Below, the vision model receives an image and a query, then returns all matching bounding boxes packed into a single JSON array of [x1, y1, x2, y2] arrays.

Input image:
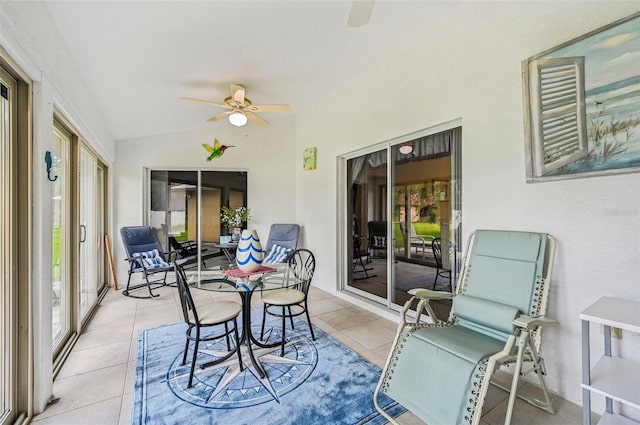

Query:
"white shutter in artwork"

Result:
[[529, 57, 587, 176]]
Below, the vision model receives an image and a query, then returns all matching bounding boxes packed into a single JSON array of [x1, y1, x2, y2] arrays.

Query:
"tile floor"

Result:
[[32, 284, 592, 425]]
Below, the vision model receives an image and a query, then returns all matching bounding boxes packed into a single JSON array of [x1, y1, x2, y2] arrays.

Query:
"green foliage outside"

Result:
[[174, 231, 189, 242], [393, 222, 441, 247], [52, 226, 61, 281]]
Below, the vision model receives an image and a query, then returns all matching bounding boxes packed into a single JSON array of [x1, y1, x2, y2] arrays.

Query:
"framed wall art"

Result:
[[303, 147, 317, 170], [522, 13, 640, 182]]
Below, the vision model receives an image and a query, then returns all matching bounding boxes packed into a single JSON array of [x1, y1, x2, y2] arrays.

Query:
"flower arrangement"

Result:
[[220, 206, 251, 228]]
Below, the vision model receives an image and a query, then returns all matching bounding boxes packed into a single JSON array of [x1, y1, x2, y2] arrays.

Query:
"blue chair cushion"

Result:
[[132, 249, 170, 269], [263, 244, 292, 264]]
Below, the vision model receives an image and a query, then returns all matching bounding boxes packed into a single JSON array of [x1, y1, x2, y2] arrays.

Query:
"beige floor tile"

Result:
[[308, 297, 350, 316], [316, 307, 379, 331], [74, 324, 133, 351], [340, 319, 397, 350], [480, 391, 584, 425], [32, 396, 122, 425], [56, 341, 131, 379], [372, 342, 393, 363], [86, 305, 136, 332], [392, 409, 426, 425], [35, 364, 127, 420], [123, 360, 137, 394], [309, 316, 338, 334], [119, 392, 133, 425]]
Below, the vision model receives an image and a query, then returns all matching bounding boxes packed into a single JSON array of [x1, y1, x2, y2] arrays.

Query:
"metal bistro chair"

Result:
[[260, 249, 316, 356], [432, 237, 451, 289], [174, 263, 243, 388], [375, 230, 558, 425], [120, 226, 175, 298]]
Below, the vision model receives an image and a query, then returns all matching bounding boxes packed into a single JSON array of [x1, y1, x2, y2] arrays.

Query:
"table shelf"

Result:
[[581, 297, 640, 425]]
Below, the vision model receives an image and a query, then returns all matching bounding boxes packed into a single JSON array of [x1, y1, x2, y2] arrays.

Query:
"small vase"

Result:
[[231, 227, 242, 242], [235, 230, 264, 272]]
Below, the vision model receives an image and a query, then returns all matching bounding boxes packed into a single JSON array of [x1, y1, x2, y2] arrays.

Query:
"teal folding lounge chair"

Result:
[[374, 230, 557, 425]]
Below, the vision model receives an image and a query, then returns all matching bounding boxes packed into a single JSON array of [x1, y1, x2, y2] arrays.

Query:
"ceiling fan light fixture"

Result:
[[229, 111, 248, 127], [399, 145, 413, 155]]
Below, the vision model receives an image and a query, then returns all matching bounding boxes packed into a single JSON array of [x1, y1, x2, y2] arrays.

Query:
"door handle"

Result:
[[80, 224, 86, 243]]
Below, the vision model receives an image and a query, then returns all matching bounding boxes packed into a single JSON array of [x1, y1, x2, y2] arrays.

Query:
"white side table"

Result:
[[581, 296, 640, 425]]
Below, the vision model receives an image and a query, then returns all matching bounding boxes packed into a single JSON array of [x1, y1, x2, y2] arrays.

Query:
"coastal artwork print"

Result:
[[523, 13, 640, 181]]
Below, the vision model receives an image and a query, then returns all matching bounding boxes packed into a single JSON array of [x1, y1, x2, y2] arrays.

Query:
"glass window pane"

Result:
[[79, 146, 98, 319], [0, 74, 13, 425], [347, 148, 389, 300], [52, 128, 70, 348]]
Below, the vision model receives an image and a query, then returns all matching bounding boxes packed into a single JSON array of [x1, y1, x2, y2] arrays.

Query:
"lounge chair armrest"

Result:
[[513, 315, 557, 330], [407, 288, 453, 300]]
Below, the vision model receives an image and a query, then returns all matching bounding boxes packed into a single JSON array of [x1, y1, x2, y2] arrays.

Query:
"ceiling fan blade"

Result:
[[245, 111, 269, 127], [181, 97, 231, 109], [207, 110, 233, 122], [230, 84, 246, 104], [347, 0, 375, 28], [249, 104, 291, 113]]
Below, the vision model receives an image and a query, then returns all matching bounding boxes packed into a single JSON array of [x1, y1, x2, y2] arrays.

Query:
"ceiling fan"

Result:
[[181, 84, 291, 127], [347, 0, 375, 28]]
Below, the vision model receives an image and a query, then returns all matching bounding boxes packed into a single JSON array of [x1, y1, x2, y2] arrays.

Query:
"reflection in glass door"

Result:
[[346, 149, 389, 301], [149, 170, 247, 269], [343, 126, 461, 316], [390, 136, 455, 319]]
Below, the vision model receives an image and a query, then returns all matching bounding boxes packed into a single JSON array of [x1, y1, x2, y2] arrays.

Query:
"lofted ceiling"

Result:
[[43, 0, 456, 141]]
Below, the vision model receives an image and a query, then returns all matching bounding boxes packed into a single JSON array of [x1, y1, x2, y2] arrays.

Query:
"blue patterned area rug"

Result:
[[132, 308, 405, 425]]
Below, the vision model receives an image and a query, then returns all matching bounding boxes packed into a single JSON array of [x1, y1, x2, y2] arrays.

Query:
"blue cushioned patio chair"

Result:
[[374, 229, 557, 425], [262, 223, 300, 264], [120, 226, 175, 298]]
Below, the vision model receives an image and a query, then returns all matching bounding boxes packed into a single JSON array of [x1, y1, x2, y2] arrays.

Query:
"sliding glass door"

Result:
[[347, 149, 389, 302], [343, 125, 462, 314], [78, 144, 105, 321], [0, 65, 17, 425], [51, 117, 108, 370], [148, 169, 247, 267], [52, 124, 71, 352]]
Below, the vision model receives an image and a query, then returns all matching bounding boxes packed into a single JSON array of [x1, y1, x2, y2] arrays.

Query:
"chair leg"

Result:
[[281, 307, 286, 357], [432, 268, 439, 290], [182, 327, 192, 365], [233, 318, 244, 371], [288, 306, 295, 329], [224, 322, 231, 351], [123, 272, 133, 296], [504, 331, 530, 425], [188, 329, 200, 388], [146, 274, 156, 298], [260, 305, 268, 339], [304, 301, 315, 340]]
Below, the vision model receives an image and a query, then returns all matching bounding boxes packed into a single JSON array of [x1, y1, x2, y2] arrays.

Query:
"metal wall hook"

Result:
[[45, 151, 58, 182]]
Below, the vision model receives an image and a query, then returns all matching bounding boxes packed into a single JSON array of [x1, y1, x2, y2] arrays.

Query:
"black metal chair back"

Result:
[[287, 249, 315, 294], [174, 263, 199, 325]]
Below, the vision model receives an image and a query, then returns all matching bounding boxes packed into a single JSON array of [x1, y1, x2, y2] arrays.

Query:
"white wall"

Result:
[[1, 1, 117, 414], [114, 118, 297, 283], [294, 1, 640, 409]]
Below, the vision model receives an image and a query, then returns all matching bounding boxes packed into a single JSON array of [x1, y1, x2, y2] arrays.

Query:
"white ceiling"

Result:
[[44, 0, 455, 141]]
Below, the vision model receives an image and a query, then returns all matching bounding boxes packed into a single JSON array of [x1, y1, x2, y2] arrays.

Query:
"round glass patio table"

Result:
[[185, 263, 298, 378]]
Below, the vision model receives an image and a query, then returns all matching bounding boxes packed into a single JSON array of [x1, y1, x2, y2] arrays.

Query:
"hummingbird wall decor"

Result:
[[202, 139, 234, 161]]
